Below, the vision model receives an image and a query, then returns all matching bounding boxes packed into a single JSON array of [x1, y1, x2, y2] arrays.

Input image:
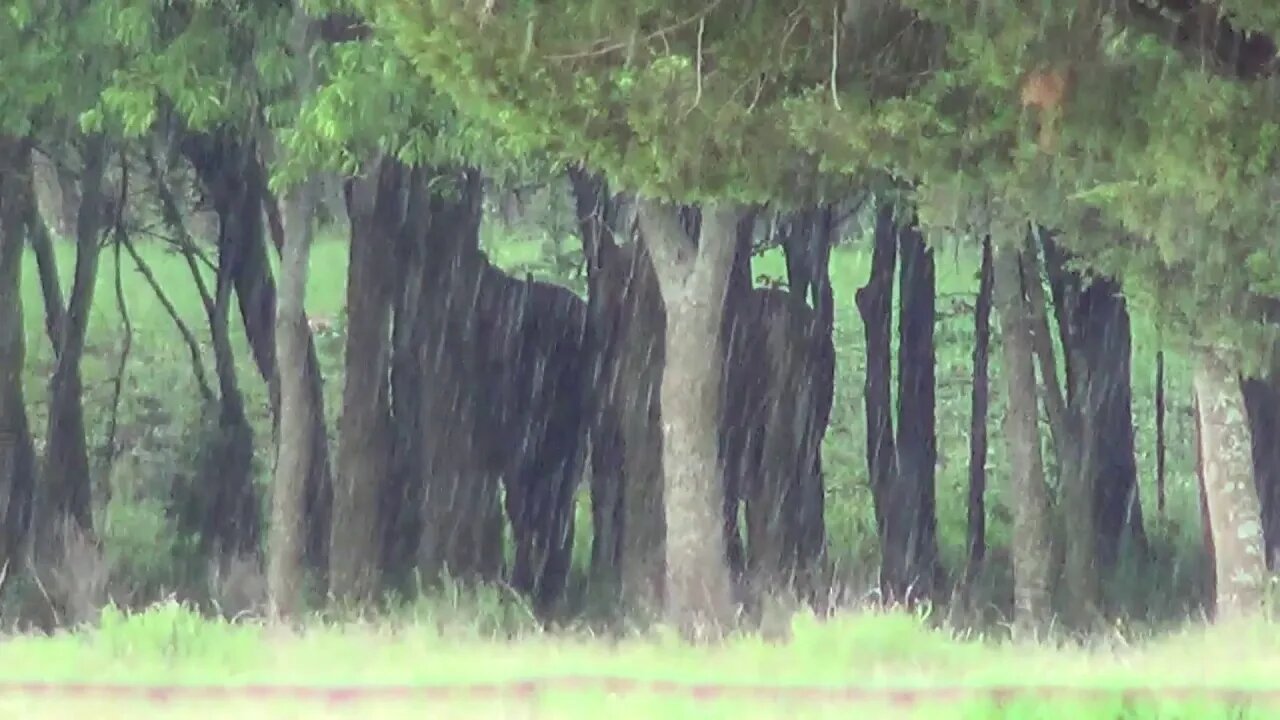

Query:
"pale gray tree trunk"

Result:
[[1193, 344, 1267, 620], [635, 198, 740, 640], [991, 242, 1054, 632], [268, 6, 322, 618]]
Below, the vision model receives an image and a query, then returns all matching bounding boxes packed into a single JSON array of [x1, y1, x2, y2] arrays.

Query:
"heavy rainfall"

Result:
[[0, 0, 1279, 717]]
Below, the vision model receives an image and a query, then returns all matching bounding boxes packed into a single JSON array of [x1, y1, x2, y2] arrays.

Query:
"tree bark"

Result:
[[330, 156, 398, 603], [568, 166, 629, 594], [1240, 364, 1280, 570], [894, 210, 941, 601], [184, 131, 332, 574], [1023, 234, 1096, 625], [415, 168, 504, 585], [40, 134, 108, 542], [964, 235, 994, 592], [857, 202, 902, 602], [0, 136, 37, 573], [992, 241, 1054, 632], [268, 9, 322, 618], [1193, 344, 1267, 621], [636, 197, 739, 640], [1042, 234, 1144, 573]]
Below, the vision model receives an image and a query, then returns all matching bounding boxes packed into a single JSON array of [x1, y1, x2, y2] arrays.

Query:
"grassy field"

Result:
[[0, 601, 1276, 718], [5, 219, 1237, 717]]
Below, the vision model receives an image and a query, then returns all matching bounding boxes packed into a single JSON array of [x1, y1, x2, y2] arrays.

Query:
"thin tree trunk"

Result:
[[992, 242, 1054, 632], [636, 197, 740, 640], [0, 136, 38, 574], [268, 9, 322, 619], [1156, 349, 1167, 518], [964, 235, 993, 592], [1023, 234, 1095, 625], [857, 202, 902, 603], [1193, 344, 1267, 621], [40, 133, 108, 542], [895, 211, 941, 601], [24, 201, 64, 349], [568, 165, 627, 593]]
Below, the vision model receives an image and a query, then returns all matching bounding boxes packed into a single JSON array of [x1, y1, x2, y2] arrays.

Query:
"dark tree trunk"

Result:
[[773, 205, 836, 600], [0, 136, 38, 572], [856, 201, 901, 603], [1157, 350, 1167, 518], [382, 168, 436, 583], [415, 168, 505, 585], [568, 165, 629, 594], [964, 235, 994, 591], [894, 210, 941, 601], [40, 134, 108, 543], [1042, 235, 1144, 571], [1240, 368, 1280, 570], [330, 156, 400, 602]]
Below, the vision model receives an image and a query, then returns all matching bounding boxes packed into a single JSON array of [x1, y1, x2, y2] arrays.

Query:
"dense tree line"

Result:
[[1, 0, 1279, 640]]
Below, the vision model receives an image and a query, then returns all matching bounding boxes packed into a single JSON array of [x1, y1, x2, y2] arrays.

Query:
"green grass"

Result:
[[0, 601, 1276, 718]]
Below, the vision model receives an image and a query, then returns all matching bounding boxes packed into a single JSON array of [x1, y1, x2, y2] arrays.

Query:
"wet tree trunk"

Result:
[[268, 163, 321, 617], [1193, 344, 1267, 621], [1042, 235, 1144, 572], [964, 235, 994, 592], [268, 11, 321, 618], [184, 131, 331, 574], [40, 134, 108, 544], [1022, 234, 1094, 625], [636, 198, 740, 640], [613, 242, 666, 615], [894, 211, 941, 601], [1240, 365, 1280, 570], [856, 202, 901, 602], [776, 206, 836, 598], [382, 168, 437, 582], [415, 168, 504, 585], [330, 157, 399, 603], [992, 241, 1054, 632], [568, 166, 628, 592], [0, 136, 37, 573]]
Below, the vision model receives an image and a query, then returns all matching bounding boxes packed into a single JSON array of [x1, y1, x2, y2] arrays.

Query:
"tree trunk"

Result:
[[964, 235, 994, 592], [778, 205, 836, 592], [267, 10, 322, 618], [268, 165, 320, 616], [416, 168, 504, 585], [894, 210, 941, 601], [330, 157, 399, 603], [992, 241, 1054, 632], [184, 131, 332, 575], [1193, 345, 1267, 621], [1042, 234, 1144, 572], [0, 136, 37, 573], [40, 134, 108, 542], [382, 168, 438, 582], [636, 197, 739, 640], [1023, 234, 1095, 625], [568, 166, 628, 594], [1241, 365, 1280, 570], [856, 202, 902, 602]]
